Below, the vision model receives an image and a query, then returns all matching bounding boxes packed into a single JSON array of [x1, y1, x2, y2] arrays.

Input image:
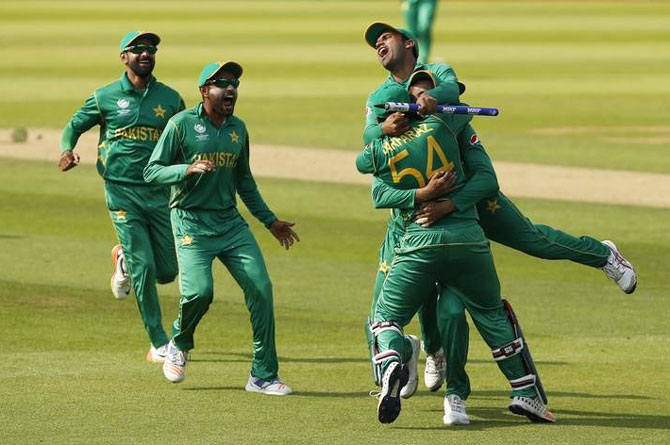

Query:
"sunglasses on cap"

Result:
[[205, 78, 240, 89], [125, 44, 158, 55]]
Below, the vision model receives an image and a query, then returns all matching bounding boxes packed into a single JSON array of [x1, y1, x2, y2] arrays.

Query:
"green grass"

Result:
[[1, 159, 669, 443], [1, 1, 670, 171]]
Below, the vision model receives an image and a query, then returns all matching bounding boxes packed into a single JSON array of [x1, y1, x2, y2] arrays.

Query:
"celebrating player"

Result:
[[364, 70, 638, 425], [144, 61, 299, 395], [358, 83, 555, 425], [363, 21, 464, 145], [59, 30, 185, 363]]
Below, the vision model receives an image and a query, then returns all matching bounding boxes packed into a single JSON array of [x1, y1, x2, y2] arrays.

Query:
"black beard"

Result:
[[128, 58, 154, 78]]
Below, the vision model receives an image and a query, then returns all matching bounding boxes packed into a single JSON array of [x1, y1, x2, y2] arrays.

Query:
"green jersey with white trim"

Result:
[[61, 73, 185, 184]]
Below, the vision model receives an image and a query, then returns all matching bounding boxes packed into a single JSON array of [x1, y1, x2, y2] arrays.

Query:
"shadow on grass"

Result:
[[190, 351, 566, 366], [191, 351, 368, 364], [399, 407, 670, 431], [470, 390, 654, 400], [182, 386, 367, 398]]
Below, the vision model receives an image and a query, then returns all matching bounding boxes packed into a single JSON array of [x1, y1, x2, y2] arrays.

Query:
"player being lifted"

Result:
[[362, 24, 637, 425], [357, 82, 555, 424], [59, 31, 185, 363], [144, 61, 299, 395]]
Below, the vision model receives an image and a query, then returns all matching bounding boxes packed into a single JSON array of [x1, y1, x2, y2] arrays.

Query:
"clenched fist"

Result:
[[58, 151, 80, 172]]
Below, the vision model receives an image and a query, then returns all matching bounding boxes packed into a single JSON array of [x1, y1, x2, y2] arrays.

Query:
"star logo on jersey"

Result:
[[153, 104, 166, 118], [181, 235, 193, 246], [486, 199, 501, 214], [229, 131, 240, 143], [470, 134, 480, 146], [115, 210, 127, 221], [379, 261, 390, 275]]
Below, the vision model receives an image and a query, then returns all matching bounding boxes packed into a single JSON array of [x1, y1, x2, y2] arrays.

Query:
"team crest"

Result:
[[194, 124, 206, 133]]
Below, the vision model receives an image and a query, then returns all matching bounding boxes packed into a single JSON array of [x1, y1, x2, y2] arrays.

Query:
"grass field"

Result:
[[1, 0, 669, 443], [1, 159, 669, 442]]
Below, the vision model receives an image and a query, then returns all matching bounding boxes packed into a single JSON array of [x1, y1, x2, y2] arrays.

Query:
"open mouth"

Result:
[[223, 96, 235, 107], [377, 46, 389, 59], [138, 59, 152, 66]]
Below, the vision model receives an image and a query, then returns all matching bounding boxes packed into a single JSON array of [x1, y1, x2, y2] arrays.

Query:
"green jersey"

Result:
[[143, 103, 276, 236], [369, 120, 499, 215], [357, 113, 478, 231], [363, 62, 461, 144], [61, 73, 185, 184]]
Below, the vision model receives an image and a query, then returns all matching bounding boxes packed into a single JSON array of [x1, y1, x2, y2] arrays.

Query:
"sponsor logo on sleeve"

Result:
[[470, 133, 480, 146]]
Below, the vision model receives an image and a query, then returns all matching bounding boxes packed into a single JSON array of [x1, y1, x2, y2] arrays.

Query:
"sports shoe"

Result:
[[601, 240, 637, 294], [162, 340, 187, 383], [146, 343, 169, 363], [400, 335, 420, 399], [424, 346, 446, 392], [245, 375, 292, 396], [377, 361, 409, 424], [110, 244, 131, 299], [509, 396, 556, 423], [443, 394, 470, 425]]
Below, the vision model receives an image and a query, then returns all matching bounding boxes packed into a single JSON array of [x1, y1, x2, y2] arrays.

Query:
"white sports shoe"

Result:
[[509, 396, 556, 423], [400, 335, 420, 399], [162, 340, 187, 383], [146, 343, 169, 363], [245, 375, 292, 396], [601, 240, 637, 294], [110, 244, 131, 300], [377, 361, 409, 424], [424, 346, 446, 392], [443, 394, 470, 426]]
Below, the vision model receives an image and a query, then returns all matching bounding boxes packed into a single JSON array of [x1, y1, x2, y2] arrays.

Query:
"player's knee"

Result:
[[188, 282, 214, 302], [247, 276, 273, 301]]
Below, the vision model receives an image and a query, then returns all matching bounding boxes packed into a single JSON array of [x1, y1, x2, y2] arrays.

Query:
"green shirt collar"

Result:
[[120, 72, 156, 93], [385, 62, 425, 85]]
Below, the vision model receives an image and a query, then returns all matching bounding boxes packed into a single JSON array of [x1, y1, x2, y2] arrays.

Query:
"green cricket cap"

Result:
[[408, 69, 467, 95], [198, 61, 243, 86], [364, 22, 418, 59], [369, 83, 411, 119], [119, 30, 160, 51]]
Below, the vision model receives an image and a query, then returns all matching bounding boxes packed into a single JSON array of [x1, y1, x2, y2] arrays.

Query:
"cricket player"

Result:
[[59, 30, 185, 362], [144, 61, 298, 395], [366, 71, 637, 425], [357, 83, 556, 425], [363, 22, 463, 145], [402, 0, 438, 64]]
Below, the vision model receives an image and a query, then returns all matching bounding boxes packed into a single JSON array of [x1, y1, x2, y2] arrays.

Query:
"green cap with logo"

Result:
[[198, 61, 244, 86], [409, 69, 467, 95], [369, 83, 411, 119], [119, 30, 161, 51], [364, 22, 418, 59]]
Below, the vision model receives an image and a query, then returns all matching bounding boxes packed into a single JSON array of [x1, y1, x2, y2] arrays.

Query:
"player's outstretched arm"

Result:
[[235, 134, 277, 227]]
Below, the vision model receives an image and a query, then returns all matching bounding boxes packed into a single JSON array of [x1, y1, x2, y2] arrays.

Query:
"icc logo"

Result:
[[117, 98, 130, 109], [194, 124, 206, 134]]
